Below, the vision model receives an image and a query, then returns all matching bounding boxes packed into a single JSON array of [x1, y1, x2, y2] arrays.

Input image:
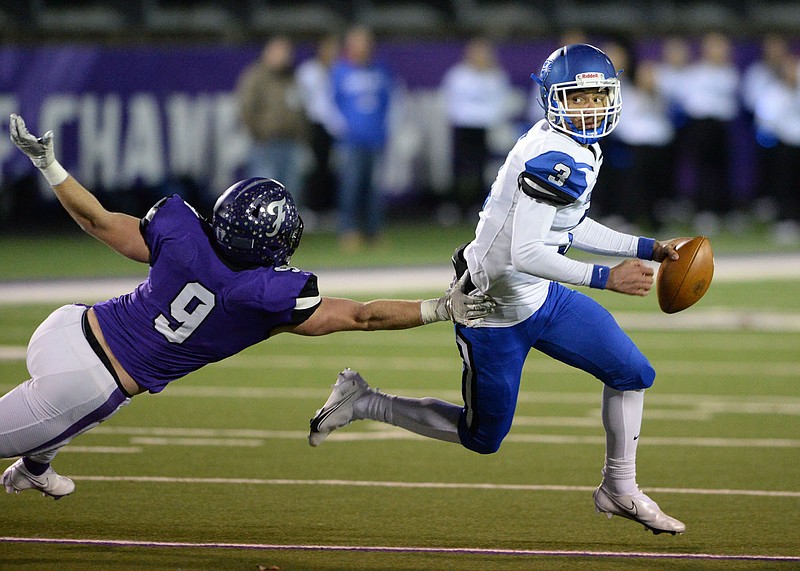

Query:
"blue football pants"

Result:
[[454, 282, 655, 454]]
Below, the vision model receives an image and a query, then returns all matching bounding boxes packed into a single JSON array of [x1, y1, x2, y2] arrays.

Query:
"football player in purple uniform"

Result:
[[0, 113, 494, 499]]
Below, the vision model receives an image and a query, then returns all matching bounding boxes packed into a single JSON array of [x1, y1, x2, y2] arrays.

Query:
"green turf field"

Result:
[[0, 231, 799, 569]]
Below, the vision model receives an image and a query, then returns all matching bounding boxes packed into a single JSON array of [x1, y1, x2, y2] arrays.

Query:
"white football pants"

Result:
[[0, 304, 131, 464]]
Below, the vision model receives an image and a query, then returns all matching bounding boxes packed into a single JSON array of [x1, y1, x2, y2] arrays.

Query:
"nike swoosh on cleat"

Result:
[[309, 391, 358, 433], [609, 494, 637, 515]]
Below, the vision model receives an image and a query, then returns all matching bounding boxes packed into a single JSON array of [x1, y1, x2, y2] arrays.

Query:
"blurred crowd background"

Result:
[[2, 1, 800, 250]]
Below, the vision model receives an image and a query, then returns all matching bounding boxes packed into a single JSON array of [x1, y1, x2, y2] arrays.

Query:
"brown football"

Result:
[[657, 236, 714, 314]]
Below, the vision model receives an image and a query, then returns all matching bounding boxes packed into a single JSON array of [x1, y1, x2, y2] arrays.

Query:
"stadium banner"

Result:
[[0, 45, 265, 197], [0, 41, 756, 207], [0, 43, 556, 202]]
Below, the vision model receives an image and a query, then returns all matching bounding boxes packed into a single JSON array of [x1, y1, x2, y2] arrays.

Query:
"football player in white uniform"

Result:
[[309, 44, 687, 535]]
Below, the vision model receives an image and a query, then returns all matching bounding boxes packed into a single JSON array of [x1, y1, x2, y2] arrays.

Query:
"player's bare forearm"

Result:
[[285, 297, 424, 336], [353, 298, 425, 331], [51, 176, 150, 263]]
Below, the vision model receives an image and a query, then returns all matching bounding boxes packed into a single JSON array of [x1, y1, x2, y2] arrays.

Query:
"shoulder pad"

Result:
[[140, 196, 170, 233], [519, 151, 593, 206], [142, 196, 169, 226]]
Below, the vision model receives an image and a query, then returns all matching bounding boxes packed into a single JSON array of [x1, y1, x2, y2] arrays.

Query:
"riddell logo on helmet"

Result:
[[575, 72, 605, 84]]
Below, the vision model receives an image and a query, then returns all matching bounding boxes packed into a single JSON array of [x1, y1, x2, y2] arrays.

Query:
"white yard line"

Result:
[[56, 446, 142, 454], [0, 474, 797, 499], [0, 536, 797, 562]]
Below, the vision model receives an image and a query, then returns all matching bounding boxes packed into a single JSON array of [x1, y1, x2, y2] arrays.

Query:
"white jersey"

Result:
[[465, 119, 647, 326]]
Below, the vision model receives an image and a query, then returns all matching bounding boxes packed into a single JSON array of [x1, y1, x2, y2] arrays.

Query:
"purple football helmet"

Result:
[[211, 178, 303, 267]]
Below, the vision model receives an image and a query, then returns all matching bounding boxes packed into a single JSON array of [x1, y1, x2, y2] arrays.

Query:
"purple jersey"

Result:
[[93, 196, 320, 393]]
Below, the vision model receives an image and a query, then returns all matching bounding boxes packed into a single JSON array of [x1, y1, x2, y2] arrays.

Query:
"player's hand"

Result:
[[10, 113, 55, 169], [606, 259, 654, 297], [651, 237, 689, 263], [445, 271, 496, 327]]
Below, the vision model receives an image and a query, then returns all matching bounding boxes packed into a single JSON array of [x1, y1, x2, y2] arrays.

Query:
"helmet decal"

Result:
[[263, 197, 287, 238]]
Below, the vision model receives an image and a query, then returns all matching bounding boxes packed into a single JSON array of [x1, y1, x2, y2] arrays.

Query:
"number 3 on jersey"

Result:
[[548, 163, 571, 187], [154, 282, 216, 344]]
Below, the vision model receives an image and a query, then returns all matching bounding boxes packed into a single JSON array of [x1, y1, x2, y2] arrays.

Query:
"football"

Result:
[[657, 236, 714, 314]]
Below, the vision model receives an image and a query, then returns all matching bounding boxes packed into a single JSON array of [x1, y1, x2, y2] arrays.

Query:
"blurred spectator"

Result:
[[527, 30, 589, 125], [742, 34, 789, 115], [331, 26, 393, 252], [590, 39, 633, 226], [613, 60, 676, 232], [440, 37, 511, 222], [742, 34, 789, 219], [652, 36, 692, 227], [654, 36, 692, 131], [754, 55, 800, 244], [296, 34, 344, 219], [236, 36, 308, 202], [674, 31, 740, 233]]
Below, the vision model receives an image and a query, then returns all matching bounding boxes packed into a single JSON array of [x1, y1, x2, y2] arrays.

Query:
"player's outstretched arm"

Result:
[[288, 297, 428, 335], [10, 114, 149, 263], [284, 272, 495, 336]]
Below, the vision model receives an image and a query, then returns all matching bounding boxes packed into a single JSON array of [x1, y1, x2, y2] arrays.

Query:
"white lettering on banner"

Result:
[[212, 94, 249, 192], [4, 87, 526, 199], [120, 93, 164, 187], [79, 94, 122, 189], [39, 96, 80, 199], [41, 95, 79, 150], [167, 93, 213, 178], [0, 95, 19, 185]]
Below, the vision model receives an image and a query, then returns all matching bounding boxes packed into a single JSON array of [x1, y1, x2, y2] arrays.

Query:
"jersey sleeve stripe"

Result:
[[295, 294, 322, 311]]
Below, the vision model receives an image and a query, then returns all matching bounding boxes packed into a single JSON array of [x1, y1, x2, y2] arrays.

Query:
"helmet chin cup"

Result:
[[561, 115, 604, 145]]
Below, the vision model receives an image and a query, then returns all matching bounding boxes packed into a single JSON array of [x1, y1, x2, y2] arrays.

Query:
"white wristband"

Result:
[[420, 298, 444, 324], [40, 160, 69, 186]]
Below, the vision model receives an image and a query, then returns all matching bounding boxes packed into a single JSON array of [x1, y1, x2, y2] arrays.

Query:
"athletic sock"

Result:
[[601, 386, 644, 496], [356, 392, 462, 444], [22, 457, 50, 476]]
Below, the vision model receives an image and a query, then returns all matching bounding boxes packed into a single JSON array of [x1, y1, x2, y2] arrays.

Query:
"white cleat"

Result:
[[593, 483, 685, 535], [2, 458, 75, 499], [309, 369, 372, 447]]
